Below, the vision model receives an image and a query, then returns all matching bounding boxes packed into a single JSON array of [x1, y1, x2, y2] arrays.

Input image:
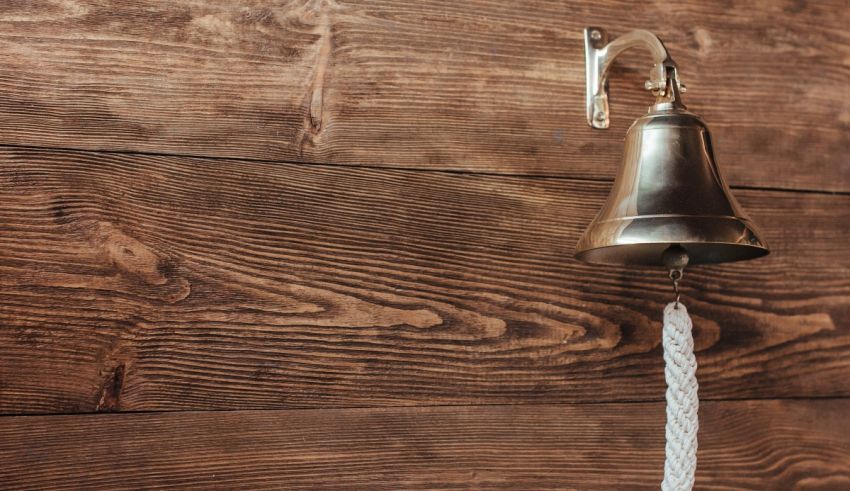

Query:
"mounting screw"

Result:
[[594, 112, 606, 122], [590, 29, 602, 41]]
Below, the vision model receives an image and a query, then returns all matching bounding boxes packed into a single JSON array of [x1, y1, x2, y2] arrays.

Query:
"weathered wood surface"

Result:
[[0, 147, 847, 413], [1, 400, 848, 490], [0, 0, 846, 191]]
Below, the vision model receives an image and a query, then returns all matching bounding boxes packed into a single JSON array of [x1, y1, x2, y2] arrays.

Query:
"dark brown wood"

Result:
[[0, 400, 848, 490], [0, 2, 846, 486], [0, 147, 848, 413], [0, 0, 846, 191]]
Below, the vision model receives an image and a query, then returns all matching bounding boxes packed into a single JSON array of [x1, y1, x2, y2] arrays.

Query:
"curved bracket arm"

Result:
[[584, 27, 683, 128]]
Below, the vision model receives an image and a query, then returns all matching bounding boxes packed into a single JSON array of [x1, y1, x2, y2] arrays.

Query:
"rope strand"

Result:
[[661, 301, 699, 491]]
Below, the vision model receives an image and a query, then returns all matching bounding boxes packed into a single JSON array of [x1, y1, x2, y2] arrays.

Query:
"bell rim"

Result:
[[574, 214, 769, 266], [575, 241, 769, 266]]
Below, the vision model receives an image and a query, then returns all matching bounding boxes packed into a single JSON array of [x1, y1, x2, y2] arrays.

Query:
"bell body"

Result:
[[575, 102, 769, 265]]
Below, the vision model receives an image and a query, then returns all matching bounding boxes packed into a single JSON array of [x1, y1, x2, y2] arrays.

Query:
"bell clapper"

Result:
[[662, 244, 690, 309]]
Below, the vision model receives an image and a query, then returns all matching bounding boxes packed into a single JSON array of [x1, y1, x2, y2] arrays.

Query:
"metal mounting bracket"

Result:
[[584, 27, 681, 128]]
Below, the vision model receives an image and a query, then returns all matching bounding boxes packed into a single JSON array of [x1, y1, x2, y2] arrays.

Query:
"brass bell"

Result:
[[575, 27, 769, 266]]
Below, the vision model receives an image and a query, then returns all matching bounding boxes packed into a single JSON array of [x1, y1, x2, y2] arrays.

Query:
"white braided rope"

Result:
[[661, 302, 699, 491]]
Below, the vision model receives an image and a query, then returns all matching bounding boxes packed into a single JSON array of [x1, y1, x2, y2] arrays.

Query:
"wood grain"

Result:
[[0, 147, 848, 413], [0, 0, 847, 191], [0, 400, 848, 490]]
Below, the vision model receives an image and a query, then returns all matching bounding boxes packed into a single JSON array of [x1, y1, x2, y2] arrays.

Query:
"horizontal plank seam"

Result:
[[0, 142, 846, 197], [2, 394, 849, 419]]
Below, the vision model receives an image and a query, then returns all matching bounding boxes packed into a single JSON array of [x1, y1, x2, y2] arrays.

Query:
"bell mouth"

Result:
[[575, 215, 769, 266], [576, 241, 769, 266]]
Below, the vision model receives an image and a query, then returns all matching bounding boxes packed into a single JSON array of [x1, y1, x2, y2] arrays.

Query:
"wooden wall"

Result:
[[0, 0, 848, 489]]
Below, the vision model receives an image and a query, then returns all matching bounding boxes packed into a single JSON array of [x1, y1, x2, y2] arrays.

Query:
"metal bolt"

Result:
[[645, 79, 664, 91], [590, 30, 602, 41], [594, 112, 606, 122]]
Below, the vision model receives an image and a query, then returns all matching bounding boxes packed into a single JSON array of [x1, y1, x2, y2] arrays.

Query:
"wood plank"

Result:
[[0, 400, 848, 490], [0, 0, 846, 191], [0, 147, 848, 413]]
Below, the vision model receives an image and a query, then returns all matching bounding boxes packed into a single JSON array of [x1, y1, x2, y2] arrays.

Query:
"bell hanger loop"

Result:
[[652, 65, 687, 111], [584, 27, 685, 128], [662, 245, 690, 309]]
